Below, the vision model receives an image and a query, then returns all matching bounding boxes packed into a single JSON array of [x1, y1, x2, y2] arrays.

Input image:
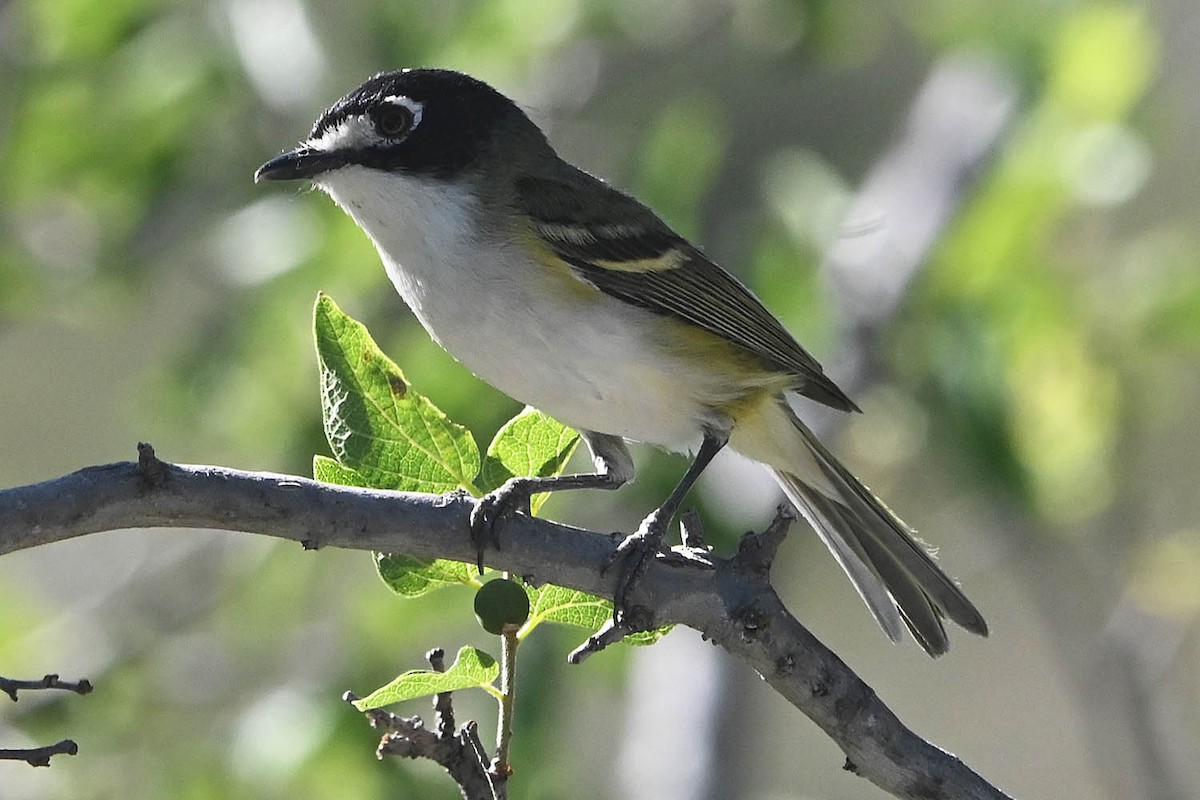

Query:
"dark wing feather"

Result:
[[515, 173, 858, 412]]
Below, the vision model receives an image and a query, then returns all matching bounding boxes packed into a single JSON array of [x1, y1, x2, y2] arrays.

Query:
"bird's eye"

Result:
[[373, 106, 413, 138]]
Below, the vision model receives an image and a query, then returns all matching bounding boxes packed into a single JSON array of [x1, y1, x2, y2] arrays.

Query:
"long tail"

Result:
[[741, 403, 988, 656]]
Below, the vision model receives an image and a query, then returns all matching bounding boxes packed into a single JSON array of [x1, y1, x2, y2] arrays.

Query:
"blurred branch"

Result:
[[831, 55, 1015, 312], [0, 444, 1013, 800], [822, 52, 1018, 417]]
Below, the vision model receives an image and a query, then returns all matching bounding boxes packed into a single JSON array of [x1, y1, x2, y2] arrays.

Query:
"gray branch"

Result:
[[0, 444, 1012, 800]]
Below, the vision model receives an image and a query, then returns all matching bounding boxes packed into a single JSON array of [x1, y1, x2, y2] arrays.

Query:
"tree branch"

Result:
[[0, 445, 1013, 800]]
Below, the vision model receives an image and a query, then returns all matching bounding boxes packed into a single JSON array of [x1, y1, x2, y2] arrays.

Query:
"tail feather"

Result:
[[779, 478, 906, 642], [764, 406, 988, 656], [819, 489, 950, 653]]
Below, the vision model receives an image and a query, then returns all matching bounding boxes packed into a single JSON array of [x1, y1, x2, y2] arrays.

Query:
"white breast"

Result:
[[314, 166, 716, 450]]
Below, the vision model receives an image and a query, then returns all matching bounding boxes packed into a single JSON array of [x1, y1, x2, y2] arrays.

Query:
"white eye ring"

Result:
[[376, 95, 423, 137]]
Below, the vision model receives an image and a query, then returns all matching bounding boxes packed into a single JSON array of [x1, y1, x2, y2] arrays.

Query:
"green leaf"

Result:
[[625, 624, 674, 646], [376, 553, 480, 598], [319, 423, 481, 598], [478, 407, 580, 514], [312, 454, 368, 487], [313, 293, 480, 494], [353, 646, 500, 710], [520, 584, 672, 646]]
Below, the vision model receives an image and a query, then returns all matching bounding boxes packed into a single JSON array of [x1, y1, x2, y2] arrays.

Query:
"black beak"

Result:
[[254, 147, 347, 183]]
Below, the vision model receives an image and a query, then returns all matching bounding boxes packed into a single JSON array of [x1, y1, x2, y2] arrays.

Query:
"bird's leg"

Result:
[[470, 432, 633, 572], [605, 429, 728, 623], [470, 473, 618, 571]]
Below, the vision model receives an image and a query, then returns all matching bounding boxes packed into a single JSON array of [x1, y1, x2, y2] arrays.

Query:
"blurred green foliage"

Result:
[[3, 1, 1200, 799]]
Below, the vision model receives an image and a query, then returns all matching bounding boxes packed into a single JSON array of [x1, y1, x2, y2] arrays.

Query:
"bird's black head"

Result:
[[255, 68, 548, 184]]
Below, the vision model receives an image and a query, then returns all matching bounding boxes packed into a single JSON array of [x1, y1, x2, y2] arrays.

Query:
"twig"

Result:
[[567, 616, 631, 665], [0, 739, 79, 766], [428, 648, 456, 738], [0, 674, 92, 768], [1, 673, 93, 702], [0, 447, 1012, 800], [343, 646, 509, 800], [345, 686, 499, 800]]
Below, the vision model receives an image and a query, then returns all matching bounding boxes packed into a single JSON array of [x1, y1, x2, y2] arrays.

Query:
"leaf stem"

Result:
[[479, 684, 505, 702], [494, 625, 519, 777]]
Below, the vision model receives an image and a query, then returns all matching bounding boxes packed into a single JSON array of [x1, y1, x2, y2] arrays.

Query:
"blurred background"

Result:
[[2, 0, 1199, 798]]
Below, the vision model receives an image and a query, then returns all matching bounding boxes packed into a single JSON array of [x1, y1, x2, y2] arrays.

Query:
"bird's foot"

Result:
[[469, 478, 532, 573], [603, 508, 669, 625]]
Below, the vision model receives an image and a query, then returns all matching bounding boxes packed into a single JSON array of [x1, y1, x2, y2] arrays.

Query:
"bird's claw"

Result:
[[469, 479, 532, 573], [603, 509, 668, 624]]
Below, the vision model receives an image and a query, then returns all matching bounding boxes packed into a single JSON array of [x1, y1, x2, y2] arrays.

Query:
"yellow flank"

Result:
[[592, 249, 686, 273], [517, 227, 604, 300], [660, 314, 797, 407]]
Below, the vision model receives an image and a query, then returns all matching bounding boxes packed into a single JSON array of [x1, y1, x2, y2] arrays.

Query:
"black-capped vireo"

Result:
[[255, 68, 987, 655]]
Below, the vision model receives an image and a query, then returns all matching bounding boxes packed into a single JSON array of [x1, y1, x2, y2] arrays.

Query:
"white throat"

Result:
[[314, 166, 482, 339]]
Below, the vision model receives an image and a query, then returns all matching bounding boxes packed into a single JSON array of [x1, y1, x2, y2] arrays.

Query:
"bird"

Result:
[[255, 68, 987, 655]]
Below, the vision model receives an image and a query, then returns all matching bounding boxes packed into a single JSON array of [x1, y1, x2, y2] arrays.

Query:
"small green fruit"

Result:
[[474, 578, 531, 635]]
